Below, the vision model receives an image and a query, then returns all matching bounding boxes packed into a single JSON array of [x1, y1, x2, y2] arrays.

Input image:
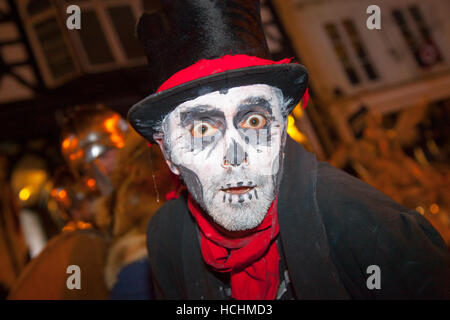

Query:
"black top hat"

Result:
[[128, 0, 308, 142]]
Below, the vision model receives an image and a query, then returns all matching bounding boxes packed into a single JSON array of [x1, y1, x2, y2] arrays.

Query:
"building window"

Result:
[[324, 23, 360, 85], [27, 0, 52, 16], [64, 0, 145, 72], [34, 17, 77, 79], [392, 6, 443, 68], [342, 19, 378, 81], [18, 0, 80, 87], [408, 5, 443, 66], [77, 10, 115, 65], [325, 17, 380, 87], [107, 5, 144, 60]]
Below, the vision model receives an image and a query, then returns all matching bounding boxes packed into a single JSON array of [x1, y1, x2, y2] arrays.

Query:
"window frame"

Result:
[[58, 0, 146, 73], [17, 0, 81, 88]]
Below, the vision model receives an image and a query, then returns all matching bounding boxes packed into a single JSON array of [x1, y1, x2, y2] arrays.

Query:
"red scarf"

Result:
[[187, 193, 280, 300]]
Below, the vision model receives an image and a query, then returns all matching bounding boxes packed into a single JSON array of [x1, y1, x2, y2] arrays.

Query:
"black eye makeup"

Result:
[[180, 107, 225, 126], [179, 106, 226, 139], [233, 98, 274, 130], [177, 97, 276, 150]]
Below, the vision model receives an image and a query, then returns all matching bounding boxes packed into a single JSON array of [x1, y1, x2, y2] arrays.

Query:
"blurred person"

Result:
[[8, 166, 109, 300], [10, 155, 49, 259], [127, 0, 449, 300], [61, 104, 175, 299], [46, 167, 96, 232], [0, 155, 29, 298]]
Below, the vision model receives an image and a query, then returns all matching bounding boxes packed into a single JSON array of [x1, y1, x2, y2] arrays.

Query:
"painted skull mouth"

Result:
[[221, 186, 255, 195], [220, 182, 256, 195]]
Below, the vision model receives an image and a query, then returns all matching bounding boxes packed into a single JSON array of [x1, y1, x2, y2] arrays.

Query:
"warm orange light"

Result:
[[62, 137, 78, 151], [416, 206, 425, 215], [58, 189, 67, 199], [111, 134, 121, 143], [63, 221, 93, 232], [19, 188, 31, 201], [77, 221, 92, 230], [63, 223, 76, 232], [104, 115, 119, 132], [292, 102, 304, 119], [69, 149, 84, 161], [430, 204, 439, 215], [62, 138, 70, 149], [104, 116, 125, 149], [111, 134, 125, 148], [116, 141, 125, 148], [87, 178, 96, 188], [287, 115, 307, 144]]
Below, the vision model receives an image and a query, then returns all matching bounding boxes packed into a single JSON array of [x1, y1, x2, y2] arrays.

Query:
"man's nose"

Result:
[[223, 139, 246, 167]]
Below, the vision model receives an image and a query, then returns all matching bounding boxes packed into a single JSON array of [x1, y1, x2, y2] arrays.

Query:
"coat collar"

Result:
[[277, 137, 350, 299]]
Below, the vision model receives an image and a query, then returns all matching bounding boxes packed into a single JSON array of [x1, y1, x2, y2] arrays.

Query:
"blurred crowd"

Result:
[[0, 104, 178, 299]]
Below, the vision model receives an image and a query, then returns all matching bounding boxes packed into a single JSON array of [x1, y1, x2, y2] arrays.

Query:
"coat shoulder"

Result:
[[146, 195, 187, 252], [316, 161, 413, 228], [146, 195, 190, 299], [315, 161, 445, 246], [315, 161, 450, 298]]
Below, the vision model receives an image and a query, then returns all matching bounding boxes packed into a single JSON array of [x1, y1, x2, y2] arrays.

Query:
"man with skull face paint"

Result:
[[129, 0, 450, 300], [163, 84, 287, 233]]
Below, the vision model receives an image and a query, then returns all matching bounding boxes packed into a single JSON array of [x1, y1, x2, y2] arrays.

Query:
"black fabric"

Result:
[[136, 0, 271, 92], [146, 137, 450, 299]]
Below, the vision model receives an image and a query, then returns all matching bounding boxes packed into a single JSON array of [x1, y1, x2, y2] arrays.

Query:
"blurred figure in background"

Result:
[[8, 114, 112, 299], [0, 155, 29, 299], [10, 154, 50, 259], [46, 167, 96, 232], [9, 104, 175, 299], [60, 104, 175, 299]]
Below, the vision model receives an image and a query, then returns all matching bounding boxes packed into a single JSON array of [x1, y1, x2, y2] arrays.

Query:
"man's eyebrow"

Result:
[[179, 105, 225, 125], [239, 96, 272, 106], [236, 96, 273, 116]]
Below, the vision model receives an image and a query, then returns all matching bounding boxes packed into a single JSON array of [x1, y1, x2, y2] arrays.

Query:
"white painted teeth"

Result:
[[220, 181, 254, 189]]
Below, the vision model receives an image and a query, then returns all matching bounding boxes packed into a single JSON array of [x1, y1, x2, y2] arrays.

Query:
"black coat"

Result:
[[147, 137, 450, 299]]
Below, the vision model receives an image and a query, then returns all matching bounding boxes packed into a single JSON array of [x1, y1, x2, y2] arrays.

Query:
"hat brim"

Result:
[[128, 63, 308, 142]]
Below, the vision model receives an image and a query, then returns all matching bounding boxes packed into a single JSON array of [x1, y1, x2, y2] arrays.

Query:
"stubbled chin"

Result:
[[206, 199, 271, 232], [197, 179, 276, 231]]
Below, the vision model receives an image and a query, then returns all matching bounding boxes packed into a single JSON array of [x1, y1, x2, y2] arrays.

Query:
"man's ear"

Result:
[[153, 134, 180, 176]]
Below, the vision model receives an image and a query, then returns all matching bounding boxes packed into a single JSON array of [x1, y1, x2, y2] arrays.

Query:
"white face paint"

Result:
[[157, 84, 288, 231]]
